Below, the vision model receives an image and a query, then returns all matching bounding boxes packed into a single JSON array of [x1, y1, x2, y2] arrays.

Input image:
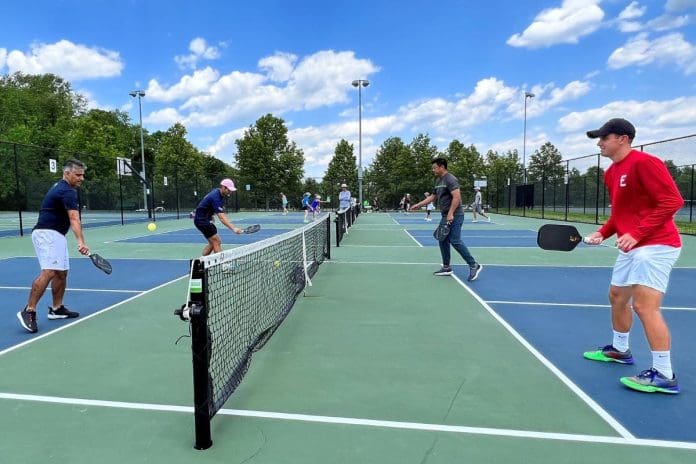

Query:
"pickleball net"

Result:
[[180, 214, 331, 449]]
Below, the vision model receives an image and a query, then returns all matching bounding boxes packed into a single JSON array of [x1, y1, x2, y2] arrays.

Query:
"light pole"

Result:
[[129, 90, 149, 217], [523, 91, 535, 185], [351, 79, 369, 209]]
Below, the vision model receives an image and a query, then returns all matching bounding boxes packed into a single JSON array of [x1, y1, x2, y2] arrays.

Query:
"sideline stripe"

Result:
[[0, 275, 188, 358], [450, 274, 636, 440], [1, 392, 695, 450]]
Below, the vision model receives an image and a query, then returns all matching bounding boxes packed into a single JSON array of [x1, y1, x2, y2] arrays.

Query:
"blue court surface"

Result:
[[408, 228, 541, 247], [0, 257, 188, 351], [456, 264, 696, 442], [116, 227, 292, 244], [396, 216, 496, 225]]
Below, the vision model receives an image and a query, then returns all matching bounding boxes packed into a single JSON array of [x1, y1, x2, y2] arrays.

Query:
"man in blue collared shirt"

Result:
[[17, 159, 91, 334]]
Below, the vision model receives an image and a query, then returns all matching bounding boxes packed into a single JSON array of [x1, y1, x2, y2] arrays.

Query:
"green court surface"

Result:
[[1, 212, 695, 463]]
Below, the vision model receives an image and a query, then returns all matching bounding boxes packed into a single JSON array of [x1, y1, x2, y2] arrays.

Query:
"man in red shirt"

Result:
[[583, 118, 683, 394]]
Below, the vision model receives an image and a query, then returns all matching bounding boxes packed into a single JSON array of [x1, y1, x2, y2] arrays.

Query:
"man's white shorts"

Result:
[[31, 229, 69, 271], [611, 245, 681, 293]]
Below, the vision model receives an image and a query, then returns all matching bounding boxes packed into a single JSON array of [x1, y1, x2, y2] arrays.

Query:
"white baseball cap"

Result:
[[220, 179, 236, 191], [341, 183, 348, 188]]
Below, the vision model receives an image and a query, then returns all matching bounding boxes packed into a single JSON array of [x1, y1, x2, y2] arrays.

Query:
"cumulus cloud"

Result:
[[146, 67, 221, 102], [2, 39, 123, 81], [0, 48, 6, 69], [617, 1, 646, 32], [175, 37, 221, 69], [607, 32, 696, 74], [147, 49, 379, 128], [259, 52, 297, 82], [507, 0, 604, 48], [665, 0, 696, 13], [558, 96, 696, 160], [206, 76, 592, 175]]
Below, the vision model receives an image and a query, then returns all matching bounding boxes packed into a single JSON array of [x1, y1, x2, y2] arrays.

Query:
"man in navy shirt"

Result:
[[194, 178, 242, 256], [17, 159, 90, 334]]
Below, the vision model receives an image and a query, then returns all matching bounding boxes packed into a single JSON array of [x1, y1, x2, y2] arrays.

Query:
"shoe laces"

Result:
[[636, 368, 659, 380]]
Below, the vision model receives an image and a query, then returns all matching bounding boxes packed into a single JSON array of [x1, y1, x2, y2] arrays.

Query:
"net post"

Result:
[[189, 258, 213, 450], [325, 214, 331, 259]]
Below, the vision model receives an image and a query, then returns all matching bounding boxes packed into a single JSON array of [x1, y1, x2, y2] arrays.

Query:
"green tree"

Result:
[[445, 140, 485, 194], [323, 139, 357, 197], [368, 137, 411, 208], [235, 114, 304, 209], [527, 142, 565, 183]]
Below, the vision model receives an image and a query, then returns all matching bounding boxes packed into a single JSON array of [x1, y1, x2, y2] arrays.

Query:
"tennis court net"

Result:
[[178, 214, 331, 449]]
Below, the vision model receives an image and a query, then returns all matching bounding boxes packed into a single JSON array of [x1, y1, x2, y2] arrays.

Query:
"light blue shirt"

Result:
[[338, 190, 351, 209]]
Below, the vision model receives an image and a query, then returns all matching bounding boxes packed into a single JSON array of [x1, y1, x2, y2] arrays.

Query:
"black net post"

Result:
[[189, 259, 213, 450]]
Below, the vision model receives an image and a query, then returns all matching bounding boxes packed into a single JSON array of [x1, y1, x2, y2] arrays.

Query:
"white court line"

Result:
[[0, 392, 694, 450], [0, 275, 188, 358], [0, 286, 141, 294], [403, 229, 423, 247], [450, 274, 636, 440], [486, 300, 696, 311]]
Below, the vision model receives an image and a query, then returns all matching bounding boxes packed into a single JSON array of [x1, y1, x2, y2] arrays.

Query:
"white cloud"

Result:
[[145, 107, 185, 125], [507, 0, 604, 48], [619, 1, 646, 20], [3, 40, 123, 81], [145, 67, 221, 102], [174, 37, 221, 69], [645, 13, 690, 31], [665, 0, 696, 13], [259, 52, 297, 82], [607, 32, 696, 74], [0, 48, 6, 69], [147, 50, 379, 129], [205, 76, 592, 176], [558, 96, 696, 134]]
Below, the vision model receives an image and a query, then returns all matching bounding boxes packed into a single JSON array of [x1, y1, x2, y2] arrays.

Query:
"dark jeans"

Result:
[[438, 214, 476, 267]]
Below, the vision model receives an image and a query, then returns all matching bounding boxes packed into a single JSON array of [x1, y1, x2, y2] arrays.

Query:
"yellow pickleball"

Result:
[[273, 260, 281, 268], [147, 222, 157, 232]]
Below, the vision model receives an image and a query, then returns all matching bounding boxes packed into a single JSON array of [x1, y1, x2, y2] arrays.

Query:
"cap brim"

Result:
[[586, 129, 602, 138]]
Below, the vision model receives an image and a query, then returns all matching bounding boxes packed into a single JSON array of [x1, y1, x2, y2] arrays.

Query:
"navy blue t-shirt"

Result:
[[194, 188, 226, 223], [34, 179, 79, 235]]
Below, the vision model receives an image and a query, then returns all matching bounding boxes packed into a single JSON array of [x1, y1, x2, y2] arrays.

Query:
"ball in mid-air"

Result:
[[147, 222, 157, 232], [273, 260, 281, 268]]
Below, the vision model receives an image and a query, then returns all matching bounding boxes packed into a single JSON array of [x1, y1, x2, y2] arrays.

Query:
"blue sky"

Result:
[[2, 0, 695, 177]]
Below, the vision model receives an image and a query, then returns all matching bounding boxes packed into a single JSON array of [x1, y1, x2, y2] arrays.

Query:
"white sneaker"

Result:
[[472, 220, 478, 223]]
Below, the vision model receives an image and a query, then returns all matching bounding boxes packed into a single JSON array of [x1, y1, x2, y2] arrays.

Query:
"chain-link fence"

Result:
[[0, 141, 231, 237], [486, 134, 695, 235]]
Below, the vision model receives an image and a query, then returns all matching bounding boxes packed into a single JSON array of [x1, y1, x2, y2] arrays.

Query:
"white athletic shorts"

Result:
[[611, 245, 681, 293], [31, 229, 70, 271]]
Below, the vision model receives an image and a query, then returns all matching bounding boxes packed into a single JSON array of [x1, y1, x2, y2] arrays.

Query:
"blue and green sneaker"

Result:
[[620, 368, 680, 394], [583, 345, 634, 364]]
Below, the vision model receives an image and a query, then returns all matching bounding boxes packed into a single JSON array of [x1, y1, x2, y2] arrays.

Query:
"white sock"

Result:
[[652, 351, 673, 379], [612, 330, 630, 352]]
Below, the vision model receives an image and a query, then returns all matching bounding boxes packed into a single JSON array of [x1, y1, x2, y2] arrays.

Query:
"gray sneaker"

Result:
[[433, 266, 453, 276], [17, 308, 38, 333], [468, 263, 483, 281]]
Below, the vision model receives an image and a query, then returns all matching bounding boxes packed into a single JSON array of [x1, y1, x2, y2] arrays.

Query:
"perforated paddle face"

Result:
[[537, 224, 583, 251], [433, 224, 451, 241], [243, 224, 261, 234], [90, 253, 113, 274]]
